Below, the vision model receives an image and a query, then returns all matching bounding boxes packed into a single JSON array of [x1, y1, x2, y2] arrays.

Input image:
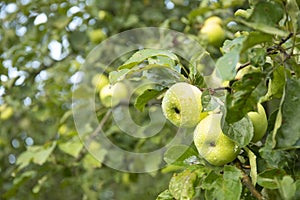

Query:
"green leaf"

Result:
[[69, 31, 88, 51], [16, 142, 57, 170], [164, 145, 200, 166], [249, 1, 284, 26], [119, 49, 179, 70], [109, 69, 130, 84], [201, 90, 220, 112], [225, 72, 267, 123], [204, 166, 242, 200], [216, 37, 245, 81], [58, 138, 83, 158], [237, 20, 288, 37], [188, 7, 210, 21], [259, 135, 290, 168], [221, 36, 245, 53], [134, 88, 165, 112], [286, 0, 300, 33], [222, 116, 253, 147], [52, 16, 70, 29], [204, 176, 223, 199], [215, 49, 240, 81], [223, 165, 243, 200], [295, 180, 300, 199], [264, 65, 286, 100], [3, 171, 37, 198], [110, 64, 187, 87], [276, 77, 300, 148], [141, 65, 187, 87], [169, 169, 198, 200], [148, 55, 177, 69], [277, 176, 296, 200], [249, 48, 266, 66], [201, 170, 221, 190], [189, 51, 212, 86], [241, 32, 273, 53], [156, 190, 175, 200], [32, 175, 47, 194], [82, 154, 102, 169], [257, 168, 286, 189], [244, 147, 257, 186]]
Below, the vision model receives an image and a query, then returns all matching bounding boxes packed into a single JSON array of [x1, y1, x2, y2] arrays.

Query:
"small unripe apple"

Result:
[[204, 16, 223, 26], [200, 23, 225, 47], [92, 74, 109, 92], [161, 82, 205, 127], [248, 103, 268, 142], [99, 82, 128, 107], [194, 113, 240, 166], [88, 29, 106, 44], [0, 105, 13, 120]]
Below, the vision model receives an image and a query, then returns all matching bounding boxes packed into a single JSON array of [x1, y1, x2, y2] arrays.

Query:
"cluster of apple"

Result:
[[200, 16, 226, 47], [92, 74, 129, 107], [161, 82, 268, 166]]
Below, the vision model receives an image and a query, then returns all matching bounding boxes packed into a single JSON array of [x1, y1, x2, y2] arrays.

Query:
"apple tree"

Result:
[[104, 0, 300, 199], [1, 0, 300, 200]]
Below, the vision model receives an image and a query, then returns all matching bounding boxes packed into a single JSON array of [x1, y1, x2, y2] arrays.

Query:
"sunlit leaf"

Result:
[[276, 77, 300, 148], [169, 169, 198, 200], [257, 168, 286, 189], [134, 88, 165, 112], [222, 115, 253, 147], [156, 189, 174, 200], [277, 176, 297, 200], [119, 49, 179, 70]]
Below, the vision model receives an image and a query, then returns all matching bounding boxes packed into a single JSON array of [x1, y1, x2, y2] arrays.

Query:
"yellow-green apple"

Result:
[[92, 74, 109, 92], [200, 16, 225, 46], [161, 82, 206, 127], [204, 16, 223, 26], [194, 113, 240, 166], [248, 103, 268, 142], [88, 29, 106, 43], [0, 104, 13, 120], [99, 82, 128, 107]]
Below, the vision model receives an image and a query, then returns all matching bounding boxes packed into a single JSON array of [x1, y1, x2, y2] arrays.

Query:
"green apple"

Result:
[[162, 82, 205, 128], [0, 104, 13, 120], [194, 113, 240, 166], [204, 16, 223, 26], [200, 23, 225, 47], [248, 103, 268, 142], [99, 82, 128, 107], [92, 74, 109, 92], [88, 29, 106, 44]]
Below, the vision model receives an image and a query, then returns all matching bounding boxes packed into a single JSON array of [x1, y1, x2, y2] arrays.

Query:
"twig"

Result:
[[88, 109, 112, 141], [200, 87, 231, 94], [236, 161, 264, 200], [236, 61, 251, 72], [279, 32, 293, 46]]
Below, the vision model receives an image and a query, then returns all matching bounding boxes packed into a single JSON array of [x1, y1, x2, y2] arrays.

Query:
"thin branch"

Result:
[[236, 161, 264, 200], [88, 109, 112, 141], [200, 87, 231, 94], [236, 61, 251, 72]]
